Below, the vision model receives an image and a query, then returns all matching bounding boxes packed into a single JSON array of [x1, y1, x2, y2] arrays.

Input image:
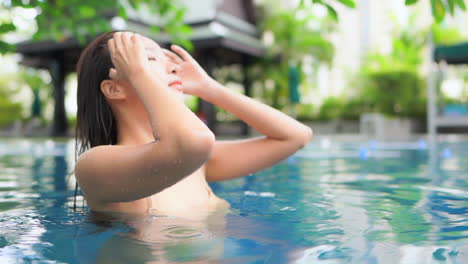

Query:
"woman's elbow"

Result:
[[187, 130, 216, 160], [295, 126, 313, 149]]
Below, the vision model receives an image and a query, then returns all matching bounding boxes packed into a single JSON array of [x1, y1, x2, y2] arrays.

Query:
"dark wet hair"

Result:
[[76, 31, 119, 154], [73, 31, 120, 209]]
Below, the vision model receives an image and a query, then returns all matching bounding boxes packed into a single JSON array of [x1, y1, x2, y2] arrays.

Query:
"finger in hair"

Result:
[[107, 39, 117, 62], [163, 49, 183, 63], [130, 33, 138, 44], [171, 45, 192, 62], [113, 32, 124, 51], [133, 34, 145, 54], [121, 32, 133, 48], [109, 68, 118, 80]]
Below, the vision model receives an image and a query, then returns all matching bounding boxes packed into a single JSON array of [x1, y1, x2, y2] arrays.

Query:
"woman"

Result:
[[74, 31, 312, 217]]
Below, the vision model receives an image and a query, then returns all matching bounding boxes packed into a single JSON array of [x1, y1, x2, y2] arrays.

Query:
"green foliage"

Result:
[[295, 96, 373, 121], [352, 54, 428, 119], [309, 0, 356, 21], [405, 0, 467, 22], [249, 0, 336, 109], [0, 23, 16, 33], [431, 0, 446, 22], [361, 70, 426, 118], [260, 8, 335, 64], [313, 0, 464, 23], [336, 0, 356, 8], [0, 22, 16, 53], [0, 0, 192, 54], [296, 104, 315, 121], [0, 66, 53, 128], [0, 98, 22, 128], [340, 97, 373, 120], [309, 96, 373, 121], [347, 12, 428, 119], [184, 95, 199, 112], [352, 55, 427, 119], [68, 115, 77, 129], [21, 68, 51, 119], [358, 13, 428, 72], [0, 74, 23, 128], [317, 97, 345, 120], [432, 23, 466, 45]]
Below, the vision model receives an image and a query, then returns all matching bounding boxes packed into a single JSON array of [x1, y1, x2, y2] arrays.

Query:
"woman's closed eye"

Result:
[[148, 56, 157, 61]]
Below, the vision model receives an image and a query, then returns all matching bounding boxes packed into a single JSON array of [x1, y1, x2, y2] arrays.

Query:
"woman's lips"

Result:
[[169, 81, 183, 92], [169, 80, 182, 86]]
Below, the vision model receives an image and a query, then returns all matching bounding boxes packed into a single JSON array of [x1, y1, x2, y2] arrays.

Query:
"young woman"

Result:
[[74, 31, 312, 217]]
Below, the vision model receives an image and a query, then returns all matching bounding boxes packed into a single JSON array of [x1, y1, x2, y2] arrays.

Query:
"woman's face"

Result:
[[139, 36, 184, 98]]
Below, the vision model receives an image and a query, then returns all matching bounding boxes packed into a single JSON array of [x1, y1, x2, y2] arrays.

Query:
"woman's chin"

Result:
[[174, 90, 185, 101]]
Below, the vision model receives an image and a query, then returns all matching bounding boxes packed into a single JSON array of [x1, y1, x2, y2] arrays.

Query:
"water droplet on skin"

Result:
[[163, 174, 169, 185], [172, 159, 182, 165]]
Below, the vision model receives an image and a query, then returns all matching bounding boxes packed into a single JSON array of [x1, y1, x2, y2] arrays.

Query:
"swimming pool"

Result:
[[0, 138, 466, 263]]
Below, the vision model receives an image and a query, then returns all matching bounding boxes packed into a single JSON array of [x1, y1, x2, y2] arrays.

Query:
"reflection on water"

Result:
[[0, 139, 466, 263]]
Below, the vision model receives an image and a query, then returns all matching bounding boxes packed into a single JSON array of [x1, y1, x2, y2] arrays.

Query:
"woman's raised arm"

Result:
[[75, 32, 214, 204], [164, 45, 312, 182]]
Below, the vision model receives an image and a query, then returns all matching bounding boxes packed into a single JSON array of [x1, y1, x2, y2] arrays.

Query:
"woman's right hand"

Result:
[[107, 32, 150, 83]]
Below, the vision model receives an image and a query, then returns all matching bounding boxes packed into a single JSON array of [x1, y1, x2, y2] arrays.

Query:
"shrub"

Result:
[[317, 97, 345, 121], [296, 104, 315, 121], [362, 70, 426, 118], [340, 98, 373, 120], [0, 91, 22, 128]]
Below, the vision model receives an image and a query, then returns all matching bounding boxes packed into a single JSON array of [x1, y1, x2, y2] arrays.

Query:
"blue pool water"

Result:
[[0, 138, 466, 263]]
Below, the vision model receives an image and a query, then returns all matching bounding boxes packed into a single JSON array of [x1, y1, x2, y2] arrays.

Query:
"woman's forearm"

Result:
[[203, 81, 312, 144], [131, 71, 214, 142]]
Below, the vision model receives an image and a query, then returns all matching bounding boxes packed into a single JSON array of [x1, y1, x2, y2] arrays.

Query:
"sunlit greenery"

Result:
[[312, 0, 466, 22], [338, 12, 429, 120], [248, 0, 337, 110], [0, 0, 192, 54], [0, 0, 467, 127], [405, 0, 467, 22], [0, 72, 25, 127], [432, 23, 467, 45]]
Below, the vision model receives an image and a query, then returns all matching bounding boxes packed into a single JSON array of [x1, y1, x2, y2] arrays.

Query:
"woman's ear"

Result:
[[100, 80, 126, 100]]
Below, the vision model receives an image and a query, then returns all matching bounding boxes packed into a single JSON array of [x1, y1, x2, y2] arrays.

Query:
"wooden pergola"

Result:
[[16, 0, 264, 136]]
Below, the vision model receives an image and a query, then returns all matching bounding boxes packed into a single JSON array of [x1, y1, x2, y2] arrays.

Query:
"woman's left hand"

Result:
[[163, 45, 216, 99]]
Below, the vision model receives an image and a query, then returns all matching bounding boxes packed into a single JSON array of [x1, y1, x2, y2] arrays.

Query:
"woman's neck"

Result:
[[115, 106, 154, 146]]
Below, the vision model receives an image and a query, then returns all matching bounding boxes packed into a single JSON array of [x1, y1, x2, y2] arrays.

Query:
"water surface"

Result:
[[0, 138, 466, 263]]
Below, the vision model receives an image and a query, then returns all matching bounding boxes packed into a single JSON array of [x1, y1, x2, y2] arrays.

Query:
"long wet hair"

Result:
[[73, 31, 119, 209]]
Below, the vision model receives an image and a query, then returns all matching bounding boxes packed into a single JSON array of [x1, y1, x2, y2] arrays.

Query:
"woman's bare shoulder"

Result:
[[75, 145, 114, 174], [73, 143, 148, 191], [73, 139, 214, 204], [75, 144, 144, 171]]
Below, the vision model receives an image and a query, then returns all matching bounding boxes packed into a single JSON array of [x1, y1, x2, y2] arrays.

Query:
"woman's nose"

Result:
[[169, 63, 180, 74]]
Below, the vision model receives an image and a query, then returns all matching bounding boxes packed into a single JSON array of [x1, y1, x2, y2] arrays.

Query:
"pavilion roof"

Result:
[[16, 0, 264, 72]]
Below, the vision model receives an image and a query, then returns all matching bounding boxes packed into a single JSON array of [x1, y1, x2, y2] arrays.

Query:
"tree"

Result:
[[350, 13, 429, 119], [311, 0, 466, 23], [0, 73, 23, 128], [249, 0, 337, 110], [0, 0, 192, 136], [405, 0, 467, 23], [0, 0, 192, 54]]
